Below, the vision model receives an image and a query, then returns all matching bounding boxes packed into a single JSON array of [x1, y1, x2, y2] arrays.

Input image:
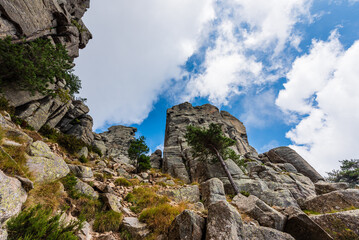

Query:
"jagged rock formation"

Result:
[[0, 0, 93, 143], [97, 125, 137, 159], [163, 102, 257, 183]]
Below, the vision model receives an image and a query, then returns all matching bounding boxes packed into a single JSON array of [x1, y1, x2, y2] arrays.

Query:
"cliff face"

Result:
[[163, 102, 257, 183], [0, 0, 93, 144]]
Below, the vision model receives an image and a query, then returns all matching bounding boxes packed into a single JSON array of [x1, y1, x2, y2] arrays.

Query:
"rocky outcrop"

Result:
[[310, 209, 359, 239], [162, 185, 200, 203], [150, 149, 162, 169], [244, 225, 295, 240], [163, 102, 256, 183], [231, 194, 286, 231], [284, 207, 333, 240], [0, 170, 27, 224], [263, 147, 324, 182], [26, 141, 69, 182], [122, 217, 150, 240], [167, 210, 205, 240], [314, 180, 349, 195], [74, 178, 98, 199], [68, 164, 93, 179], [98, 125, 137, 158], [0, 0, 93, 142], [301, 189, 359, 213]]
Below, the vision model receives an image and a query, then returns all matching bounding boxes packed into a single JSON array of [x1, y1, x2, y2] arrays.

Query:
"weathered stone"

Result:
[[0, 170, 27, 224], [74, 178, 98, 199], [162, 185, 200, 203], [167, 210, 205, 240], [163, 102, 257, 183], [26, 141, 69, 182], [77, 221, 91, 240], [310, 209, 359, 238], [302, 189, 359, 213], [200, 178, 226, 207], [265, 147, 323, 182], [0, 228, 7, 240], [99, 125, 137, 158], [122, 217, 150, 240], [314, 180, 349, 195], [244, 224, 295, 240], [231, 194, 286, 230], [78, 146, 88, 158], [206, 200, 244, 240], [15, 175, 34, 192], [150, 149, 162, 169], [92, 140, 107, 156], [284, 207, 333, 240], [103, 193, 122, 213], [68, 164, 93, 179]]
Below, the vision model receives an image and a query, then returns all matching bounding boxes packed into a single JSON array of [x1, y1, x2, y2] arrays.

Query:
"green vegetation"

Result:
[[39, 124, 101, 157], [327, 159, 359, 187], [71, 19, 85, 33], [125, 187, 169, 213], [61, 174, 80, 199], [0, 37, 81, 96], [303, 209, 321, 215], [79, 155, 89, 163], [139, 203, 186, 235], [93, 210, 123, 233], [0, 144, 30, 178], [240, 190, 250, 197], [128, 136, 151, 172], [115, 177, 132, 187], [6, 205, 82, 240], [184, 123, 241, 195]]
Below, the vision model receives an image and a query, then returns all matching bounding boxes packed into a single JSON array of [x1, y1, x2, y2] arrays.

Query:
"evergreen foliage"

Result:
[[0, 37, 81, 96], [128, 136, 151, 172], [327, 159, 359, 187], [6, 205, 82, 240], [184, 123, 240, 194]]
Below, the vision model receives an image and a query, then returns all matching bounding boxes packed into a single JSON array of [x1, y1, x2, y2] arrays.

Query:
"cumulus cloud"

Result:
[[180, 0, 313, 105], [276, 31, 359, 175], [75, 0, 215, 129]]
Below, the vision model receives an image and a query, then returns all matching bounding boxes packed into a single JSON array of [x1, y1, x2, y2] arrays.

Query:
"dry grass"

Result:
[[24, 181, 66, 211], [139, 202, 187, 235], [0, 145, 31, 179]]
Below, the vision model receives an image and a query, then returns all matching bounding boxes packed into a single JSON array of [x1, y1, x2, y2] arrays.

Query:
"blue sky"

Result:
[[75, 0, 359, 175]]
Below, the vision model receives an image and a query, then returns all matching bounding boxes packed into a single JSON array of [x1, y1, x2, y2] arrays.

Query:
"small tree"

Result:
[[184, 123, 240, 195], [128, 136, 151, 173], [327, 159, 359, 187]]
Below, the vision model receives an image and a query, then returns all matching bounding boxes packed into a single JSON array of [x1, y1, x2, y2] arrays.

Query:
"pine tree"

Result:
[[184, 123, 240, 195], [128, 136, 151, 173]]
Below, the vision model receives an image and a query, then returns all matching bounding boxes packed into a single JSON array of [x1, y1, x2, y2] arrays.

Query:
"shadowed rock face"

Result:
[[163, 102, 257, 183], [0, 0, 93, 143]]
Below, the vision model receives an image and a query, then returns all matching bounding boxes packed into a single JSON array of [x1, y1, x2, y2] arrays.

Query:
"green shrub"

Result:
[[61, 174, 80, 199], [115, 177, 132, 187], [138, 154, 151, 172], [79, 155, 88, 163], [0, 37, 81, 96], [0, 95, 15, 114], [76, 197, 103, 221], [6, 205, 82, 240], [93, 210, 123, 233], [240, 191, 250, 197], [88, 144, 103, 157]]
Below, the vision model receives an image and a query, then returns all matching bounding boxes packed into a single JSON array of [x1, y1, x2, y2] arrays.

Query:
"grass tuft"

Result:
[[93, 210, 123, 233], [115, 177, 132, 187]]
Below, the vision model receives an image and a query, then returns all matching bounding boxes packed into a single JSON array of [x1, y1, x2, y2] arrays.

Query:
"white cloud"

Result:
[[75, 0, 215, 129], [276, 31, 359, 175], [181, 0, 313, 106]]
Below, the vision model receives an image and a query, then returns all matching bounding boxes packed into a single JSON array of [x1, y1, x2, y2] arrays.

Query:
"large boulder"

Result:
[[244, 225, 295, 240], [310, 209, 359, 239], [0, 170, 27, 224], [167, 210, 205, 240], [200, 178, 226, 207], [302, 189, 359, 214], [26, 141, 69, 182], [163, 102, 257, 183], [231, 194, 286, 231], [122, 217, 150, 240], [314, 180, 349, 195], [68, 164, 94, 179], [103, 193, 123, 213], [74, 178, 98, 199], [284, 207, 333, 240], [265, 147, 323, 182], [162, 185, 200, 203], [206, 200, 244, 240]]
